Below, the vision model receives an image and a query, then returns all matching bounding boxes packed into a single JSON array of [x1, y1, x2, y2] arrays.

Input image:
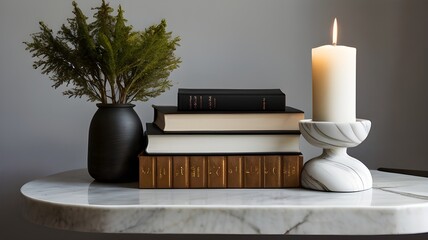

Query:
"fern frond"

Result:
[[24, 1, 180, 104]]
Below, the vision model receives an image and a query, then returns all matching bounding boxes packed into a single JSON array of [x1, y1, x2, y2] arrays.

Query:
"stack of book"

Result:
[[139, 88, 304, 189]]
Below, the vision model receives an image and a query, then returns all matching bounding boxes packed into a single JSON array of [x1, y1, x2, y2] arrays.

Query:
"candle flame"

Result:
[[332, 18, 338, 45]]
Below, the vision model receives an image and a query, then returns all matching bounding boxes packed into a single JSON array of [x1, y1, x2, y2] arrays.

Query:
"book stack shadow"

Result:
[[139, 89, 304, 189]]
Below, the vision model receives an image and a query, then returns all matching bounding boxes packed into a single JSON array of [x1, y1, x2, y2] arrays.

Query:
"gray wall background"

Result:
[[1, 0, 428, 239]]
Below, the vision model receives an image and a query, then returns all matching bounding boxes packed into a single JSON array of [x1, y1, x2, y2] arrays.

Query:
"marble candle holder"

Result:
[[299, 119, 372, 192]]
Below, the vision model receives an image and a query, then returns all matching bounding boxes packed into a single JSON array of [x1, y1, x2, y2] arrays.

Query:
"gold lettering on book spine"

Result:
[[190, 156, 207, 188], [159, 167, 166, 179], [262, 97, 266, 110], [193, 96, 198, 109], [191, 166, 196, 178], [175, 166, 184, 176], [264, 167, 278, 175], [156, 156, 172, 188], [244, 156, 263, 188], [208, 96, 212, 110], [264, 156, 282, 188], [139, 156, 156, 188], [173, 156, 189, 188], [208, 156, 226, 188], [141, 167, 151, 175], [245, 164, 260, 175], [209, 166, 221, 176], [228, 164, 240, 174], [282, 155, 302, 188], [227, 156, 243, 188], [191, 166, 201, 178]]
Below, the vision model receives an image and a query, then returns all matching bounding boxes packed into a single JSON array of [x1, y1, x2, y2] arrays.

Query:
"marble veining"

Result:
[[299, 119, 373, 192], [21, 169, 428, 235]]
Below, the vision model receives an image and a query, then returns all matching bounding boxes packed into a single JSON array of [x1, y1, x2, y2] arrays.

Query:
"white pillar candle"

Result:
[[312, 18, 356, 122]]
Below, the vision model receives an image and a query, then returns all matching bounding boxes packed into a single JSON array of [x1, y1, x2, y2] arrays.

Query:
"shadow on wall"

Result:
[[383, 0, 428, 170]]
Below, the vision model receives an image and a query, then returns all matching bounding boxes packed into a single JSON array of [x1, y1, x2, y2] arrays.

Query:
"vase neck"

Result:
[[96, 103, 135, 108]]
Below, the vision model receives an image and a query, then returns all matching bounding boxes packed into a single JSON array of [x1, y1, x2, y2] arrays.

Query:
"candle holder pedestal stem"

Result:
[[299, 119, 372, 192]]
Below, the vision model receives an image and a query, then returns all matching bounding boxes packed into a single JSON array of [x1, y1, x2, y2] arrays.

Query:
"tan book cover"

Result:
[[227, 156, 243, 188], [173, 156, 189, 188], [153, 105, 304, 132], [207, 156, 226, 188], [283, 155, 303, 188], [189, 156, 207, 188], [244, 156, 263, 188], [156, 156, 172, 188], [263, 155, 282, 188], [145, 123, 301, 155], [139, 155, 156, 189]]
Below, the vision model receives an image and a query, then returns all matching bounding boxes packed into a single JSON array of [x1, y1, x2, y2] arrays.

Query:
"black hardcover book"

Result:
[[177, 88, 286, 111]]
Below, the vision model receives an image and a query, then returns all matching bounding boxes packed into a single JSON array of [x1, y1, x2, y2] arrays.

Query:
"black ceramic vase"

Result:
[[88, 104, 144, 182]]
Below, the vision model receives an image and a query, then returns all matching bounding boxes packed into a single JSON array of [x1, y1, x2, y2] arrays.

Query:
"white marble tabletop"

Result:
[[21, 169, 428, 235]]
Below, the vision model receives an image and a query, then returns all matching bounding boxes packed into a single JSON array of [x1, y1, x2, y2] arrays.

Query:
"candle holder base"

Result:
[[299, 119, 372, 192]]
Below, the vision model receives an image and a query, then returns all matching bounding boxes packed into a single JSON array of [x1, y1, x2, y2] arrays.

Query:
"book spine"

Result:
[[189, 156, 207, 188], [139, 154, 303, 189], [156, 156, 172, 188], [173, 156, 189, 188], [207, 156, 227, 188], [263, 155, 282, 188], [139, 155, 156, 188], [178, 94, 285, 111], [282, 155, 303, 188], [244, 156, 263, 188], [227, 156, 243, 188]]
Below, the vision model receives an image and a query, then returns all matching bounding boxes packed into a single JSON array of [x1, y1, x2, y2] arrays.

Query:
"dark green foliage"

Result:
[[24, 0, 181, 104]]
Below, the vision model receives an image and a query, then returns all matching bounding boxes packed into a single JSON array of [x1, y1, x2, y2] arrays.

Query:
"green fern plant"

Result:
[[24, 0, 181, 104]]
